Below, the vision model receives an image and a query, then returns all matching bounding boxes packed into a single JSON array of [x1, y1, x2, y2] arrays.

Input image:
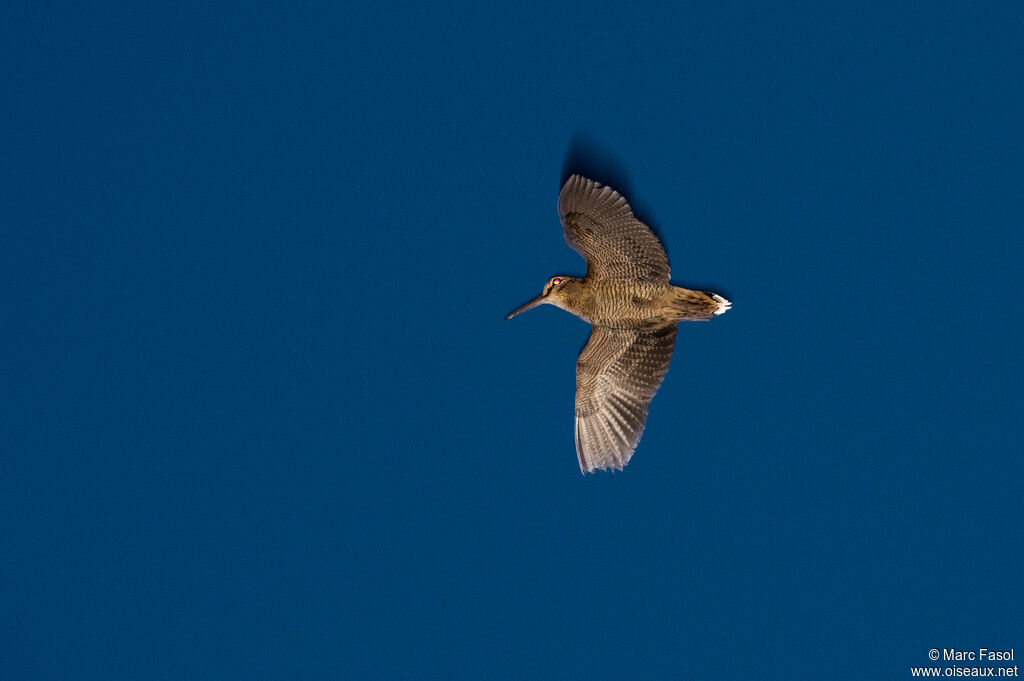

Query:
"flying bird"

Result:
[[506, 175, 731, 473]]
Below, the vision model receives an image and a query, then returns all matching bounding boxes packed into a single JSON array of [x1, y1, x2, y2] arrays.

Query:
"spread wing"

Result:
[[574, 324, 677, 473], [558, 174, 671, 283]]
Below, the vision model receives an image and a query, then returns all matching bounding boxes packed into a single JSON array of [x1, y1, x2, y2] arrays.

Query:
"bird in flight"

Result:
[[506, 175, 731, 473]]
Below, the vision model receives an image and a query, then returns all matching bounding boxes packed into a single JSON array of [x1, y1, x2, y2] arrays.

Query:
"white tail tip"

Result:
[[712, 294, 731, 315]]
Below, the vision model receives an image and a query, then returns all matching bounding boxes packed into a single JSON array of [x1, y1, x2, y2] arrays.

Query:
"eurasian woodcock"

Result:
[[505, 174, 730, 473]]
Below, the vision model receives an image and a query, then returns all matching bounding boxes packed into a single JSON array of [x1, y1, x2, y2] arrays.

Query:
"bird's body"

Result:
[[545, 278, 725, 329], [506, 174, 730, 473]]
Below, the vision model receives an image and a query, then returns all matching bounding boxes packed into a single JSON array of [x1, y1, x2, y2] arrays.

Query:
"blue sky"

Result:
[[3, 2, 1022, 679]]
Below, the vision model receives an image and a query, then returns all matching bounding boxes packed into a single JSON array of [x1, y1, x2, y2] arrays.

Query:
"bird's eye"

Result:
[[552, 278, 562, 285]]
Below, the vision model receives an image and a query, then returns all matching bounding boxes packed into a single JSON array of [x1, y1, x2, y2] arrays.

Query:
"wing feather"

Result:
[[558, 175, 671, 283], [574, 324, 677, 472]]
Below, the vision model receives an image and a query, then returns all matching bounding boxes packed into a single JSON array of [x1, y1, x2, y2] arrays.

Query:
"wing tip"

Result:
[[559, 174, 629, 215], [574, 417, 588, 474], [575, 414, 637, 475]]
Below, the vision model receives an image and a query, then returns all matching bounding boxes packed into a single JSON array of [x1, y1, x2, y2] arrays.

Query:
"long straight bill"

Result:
[[504, 295, 545, 321]]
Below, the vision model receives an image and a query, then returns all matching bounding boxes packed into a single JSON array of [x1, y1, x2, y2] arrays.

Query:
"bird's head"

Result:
[[504, 276, 576, 320]]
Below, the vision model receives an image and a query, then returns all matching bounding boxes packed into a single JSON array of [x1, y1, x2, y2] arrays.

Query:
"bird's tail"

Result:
[[666, 287, 731, 321]]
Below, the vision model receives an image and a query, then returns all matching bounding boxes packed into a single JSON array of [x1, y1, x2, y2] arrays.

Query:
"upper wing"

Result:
[[574, 324, 677, 473], [558, 174, 671, 283]]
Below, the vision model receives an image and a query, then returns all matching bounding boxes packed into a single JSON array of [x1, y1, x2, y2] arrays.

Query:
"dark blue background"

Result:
[[3, 2, 1022, 679]]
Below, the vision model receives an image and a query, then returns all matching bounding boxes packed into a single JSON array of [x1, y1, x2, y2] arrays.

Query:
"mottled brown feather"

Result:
[[558, 175, 671, 284], [575, 324, 677, 472]]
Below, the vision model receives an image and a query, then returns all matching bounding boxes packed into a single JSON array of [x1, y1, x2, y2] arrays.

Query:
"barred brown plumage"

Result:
[[505, 175, 731, 473]]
